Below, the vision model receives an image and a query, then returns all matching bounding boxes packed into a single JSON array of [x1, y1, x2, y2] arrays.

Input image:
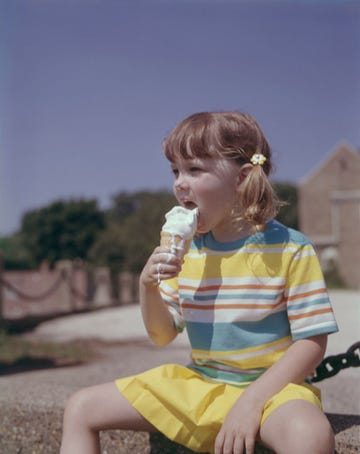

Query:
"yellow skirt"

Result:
[[115, 364, 321, 453]]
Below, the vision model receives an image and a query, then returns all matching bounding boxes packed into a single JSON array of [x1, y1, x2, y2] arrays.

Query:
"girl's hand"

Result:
[[140, 246, 182, 287], [214, 393, 263, 454], [139, 246, 182, 345]]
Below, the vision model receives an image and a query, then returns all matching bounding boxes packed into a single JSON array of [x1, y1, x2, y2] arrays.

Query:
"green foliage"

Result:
[[0, 330, 93, 365], [20, 199, 105, 267], [87, 223, 126, 271], [0, 234, 34, 270], [89, 191, 176, 273], [273, 182, 298, 230], [323, 261, 347, 289]]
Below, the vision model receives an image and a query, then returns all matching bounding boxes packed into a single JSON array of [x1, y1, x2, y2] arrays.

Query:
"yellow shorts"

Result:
[[115, 364, 321, 453]]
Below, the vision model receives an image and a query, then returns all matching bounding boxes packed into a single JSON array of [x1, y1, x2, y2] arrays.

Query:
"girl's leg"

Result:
[[60, 381, 157, 454], [258, 400, 335, 454]]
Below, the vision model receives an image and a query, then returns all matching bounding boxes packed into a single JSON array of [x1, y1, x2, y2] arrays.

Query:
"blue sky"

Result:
[[1, 0, 359, 235]]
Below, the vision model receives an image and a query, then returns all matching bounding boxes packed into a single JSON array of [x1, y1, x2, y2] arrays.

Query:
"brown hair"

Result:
[[163, 111, 282, 226]]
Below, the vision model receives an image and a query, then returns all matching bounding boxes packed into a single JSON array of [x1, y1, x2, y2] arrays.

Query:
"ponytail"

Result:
[[235, 165, 283, 227]]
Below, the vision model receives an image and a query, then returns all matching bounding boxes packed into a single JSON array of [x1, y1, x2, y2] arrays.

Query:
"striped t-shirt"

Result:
[[159, 220, 338, 387]]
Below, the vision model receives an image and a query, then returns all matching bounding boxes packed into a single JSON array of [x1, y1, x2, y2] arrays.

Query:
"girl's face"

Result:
[[171, 156, 247, 242]]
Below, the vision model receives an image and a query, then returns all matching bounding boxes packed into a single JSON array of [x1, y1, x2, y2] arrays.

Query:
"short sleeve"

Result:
[[285, 243, 339, 340], [159, 277, 185, 333]]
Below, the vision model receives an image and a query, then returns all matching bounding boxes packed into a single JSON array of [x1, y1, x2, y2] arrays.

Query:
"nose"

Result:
[[174, 173, 189, 191]]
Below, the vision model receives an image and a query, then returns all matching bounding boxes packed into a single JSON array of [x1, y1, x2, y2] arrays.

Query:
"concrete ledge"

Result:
[[0, 403, 358, 453], [149, 414, 360, 454], [149, 432, 274, 453], [327, 413, 360, 454]]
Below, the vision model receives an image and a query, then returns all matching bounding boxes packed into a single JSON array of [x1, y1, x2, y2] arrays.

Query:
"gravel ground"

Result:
[[1, 290, 359, 453], [0, 340, 190, 454]]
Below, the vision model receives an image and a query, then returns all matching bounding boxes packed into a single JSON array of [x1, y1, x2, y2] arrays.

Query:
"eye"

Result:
[[189, 166, 203, 173], [187, 158, 206, 173], [171, 167, 179, 177]]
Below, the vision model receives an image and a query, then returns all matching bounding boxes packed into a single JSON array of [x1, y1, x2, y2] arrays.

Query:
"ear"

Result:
[[236, 163, 253, 188]]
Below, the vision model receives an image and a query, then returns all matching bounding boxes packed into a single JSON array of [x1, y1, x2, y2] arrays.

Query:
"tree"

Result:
[[20, 199, 105, 267], [89, 191, 176, 273], [0, 234, 34, 270], [273, 182, 298, 229]]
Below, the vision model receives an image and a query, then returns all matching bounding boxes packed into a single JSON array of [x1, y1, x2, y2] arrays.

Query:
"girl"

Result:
[[60, 111, 338, 454]]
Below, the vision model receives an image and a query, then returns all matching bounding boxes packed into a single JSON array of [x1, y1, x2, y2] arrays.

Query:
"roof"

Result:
[[299, 143, 359, 186]]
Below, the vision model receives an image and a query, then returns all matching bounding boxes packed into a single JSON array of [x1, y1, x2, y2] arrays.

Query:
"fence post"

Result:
[[118, 271, 134, 305], [55, 260, 75, 312], [93, 267, 112, 307]]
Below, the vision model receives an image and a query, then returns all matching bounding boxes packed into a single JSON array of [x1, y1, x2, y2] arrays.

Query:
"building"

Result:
[[298, 143, 360, 289]]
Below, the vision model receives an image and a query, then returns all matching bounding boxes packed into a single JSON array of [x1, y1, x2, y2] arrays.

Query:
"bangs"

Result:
[[163, 112, 221, 162]]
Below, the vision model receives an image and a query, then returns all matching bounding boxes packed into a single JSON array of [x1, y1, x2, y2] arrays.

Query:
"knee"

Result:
[[314, 418, 335, 454], [63, 387, 96, 430], [286, 414, 335, 454]]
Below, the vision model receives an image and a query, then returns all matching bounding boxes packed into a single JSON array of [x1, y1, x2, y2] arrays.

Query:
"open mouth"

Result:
[[182, 201, 197, 210]]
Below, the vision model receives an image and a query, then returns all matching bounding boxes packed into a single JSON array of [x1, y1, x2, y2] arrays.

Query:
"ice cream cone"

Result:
[[160, 231, 192, 259], [160, 206, 198, 260]]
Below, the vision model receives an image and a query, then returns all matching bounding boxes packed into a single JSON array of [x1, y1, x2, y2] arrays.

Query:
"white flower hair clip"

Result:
[[250, 153, 267, 166]]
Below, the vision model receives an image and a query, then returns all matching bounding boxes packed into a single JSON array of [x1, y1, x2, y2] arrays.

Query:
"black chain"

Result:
[[311, 342, 360, 382]]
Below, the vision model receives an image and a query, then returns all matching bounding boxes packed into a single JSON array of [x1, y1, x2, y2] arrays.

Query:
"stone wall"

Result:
[[298, 144, 360, 289], [0, 259, 138, 320]]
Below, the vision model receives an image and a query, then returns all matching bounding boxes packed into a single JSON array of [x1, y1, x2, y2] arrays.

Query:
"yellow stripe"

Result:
[[191, 336, 292, 357], [287, 256, 326, 286], [192, 349, 287, 370], [182, 254, 292, 279]]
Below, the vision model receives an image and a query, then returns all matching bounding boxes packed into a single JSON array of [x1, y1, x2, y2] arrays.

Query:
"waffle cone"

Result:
[[160, 231, 192, 258]]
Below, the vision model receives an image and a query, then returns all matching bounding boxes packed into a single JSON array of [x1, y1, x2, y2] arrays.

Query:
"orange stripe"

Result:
[[286, 288, 326, 301], [288, 308, 332, 320], [182, 302, 280, 310], [160, 288, 179, 302]]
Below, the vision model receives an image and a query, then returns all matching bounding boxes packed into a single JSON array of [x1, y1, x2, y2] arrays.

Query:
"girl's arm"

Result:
[[139, 246, 180, 346], [215, 333, 328, 454]]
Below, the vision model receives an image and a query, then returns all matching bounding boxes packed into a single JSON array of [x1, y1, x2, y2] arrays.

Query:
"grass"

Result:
[[324, 262, 347, 289], [0, 330, 94, 370]]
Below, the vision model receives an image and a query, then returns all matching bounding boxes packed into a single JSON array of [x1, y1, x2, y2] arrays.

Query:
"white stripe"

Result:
[[181, 276, 286, 287], [285, 280, 327, 297], [181, 295, 283, 306], [291, 315, 337, 333], [183, 305, 286, 323], [241, 246, 299, 254], [292, 247, 316, 260]]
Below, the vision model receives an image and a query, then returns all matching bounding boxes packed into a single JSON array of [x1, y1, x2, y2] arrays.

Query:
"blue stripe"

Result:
[[288, 298, 330, 312], [186, 311, 290, 351], [188, 364, 265, 386], [196, 220, 310, 252], [180, 292, 279, 302], [292, 324, 339, 340]]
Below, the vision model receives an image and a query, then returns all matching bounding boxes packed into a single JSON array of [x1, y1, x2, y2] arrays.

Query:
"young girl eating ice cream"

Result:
[[61, 111, 338, 454]]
